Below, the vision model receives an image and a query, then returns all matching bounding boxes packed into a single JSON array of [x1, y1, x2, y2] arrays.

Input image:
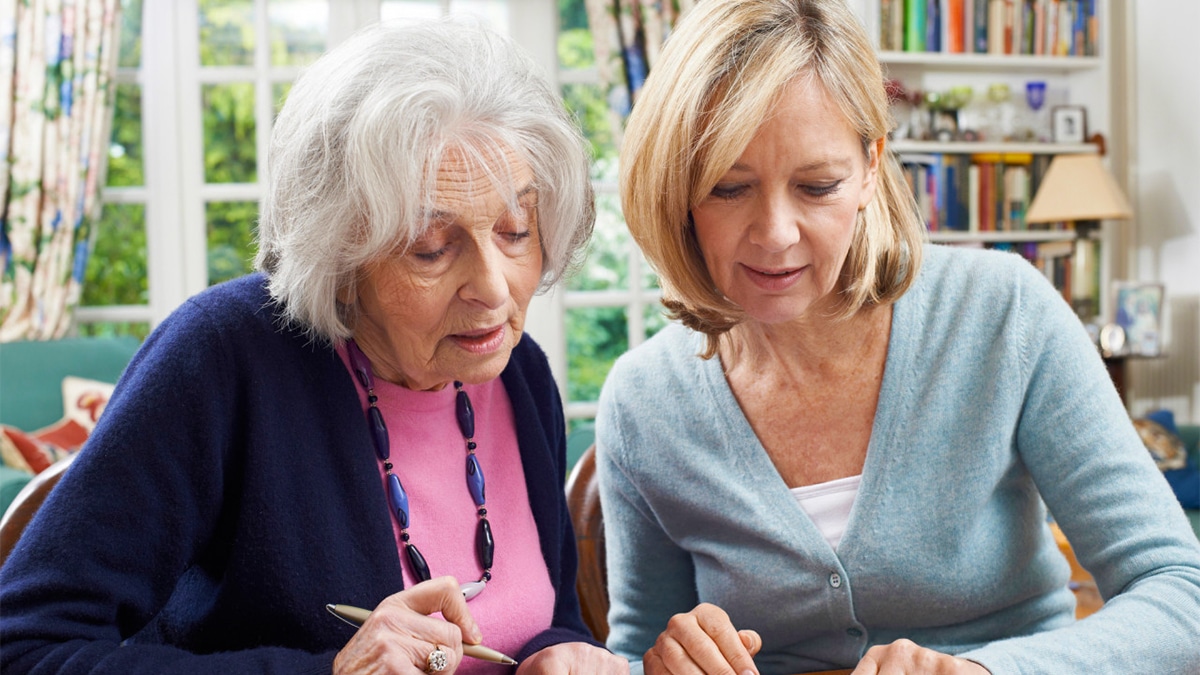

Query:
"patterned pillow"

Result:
[[0, 376, 116, 474], [1133, 416, 1187, 471]]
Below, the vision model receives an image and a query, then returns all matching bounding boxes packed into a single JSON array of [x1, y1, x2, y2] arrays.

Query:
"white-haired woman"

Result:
[[0, 19, 627, 675], [596, 0, 1200, 674]]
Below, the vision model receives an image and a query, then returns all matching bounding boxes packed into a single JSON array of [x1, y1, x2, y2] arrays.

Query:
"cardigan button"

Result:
[[829, 572, 842, 588]]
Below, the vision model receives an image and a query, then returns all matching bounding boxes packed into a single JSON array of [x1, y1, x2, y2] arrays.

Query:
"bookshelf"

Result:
[[850, 0, 1118, 316]]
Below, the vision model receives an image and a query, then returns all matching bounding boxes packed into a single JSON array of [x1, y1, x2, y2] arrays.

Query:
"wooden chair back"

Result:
[[0, 452, 76, 566], [566, 444, 609, 642]]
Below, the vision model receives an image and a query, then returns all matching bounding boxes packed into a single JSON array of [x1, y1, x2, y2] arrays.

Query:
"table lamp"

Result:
[[1026, 153, 1133, 321]]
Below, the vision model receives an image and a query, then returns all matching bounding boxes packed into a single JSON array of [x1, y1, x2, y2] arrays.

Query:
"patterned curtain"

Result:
[[584, 0, 694, 147], [1, 0, 122, 341]]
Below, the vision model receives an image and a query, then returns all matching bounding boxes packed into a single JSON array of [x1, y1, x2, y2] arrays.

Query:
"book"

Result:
[[946, 0, 965, 52], [906, 0, 928, 52]]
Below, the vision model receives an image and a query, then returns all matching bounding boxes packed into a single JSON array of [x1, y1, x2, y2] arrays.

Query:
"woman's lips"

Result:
[[450, 325, 507, 354], [742, 264, 805, 291]]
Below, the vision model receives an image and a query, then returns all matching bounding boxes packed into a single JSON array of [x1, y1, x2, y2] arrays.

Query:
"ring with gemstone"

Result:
[[425, 646, 448, 673]]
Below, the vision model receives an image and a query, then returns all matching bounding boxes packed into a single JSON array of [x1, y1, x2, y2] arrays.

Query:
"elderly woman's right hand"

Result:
[[643, 603, 762, 675], [333, 576, 481, 674]]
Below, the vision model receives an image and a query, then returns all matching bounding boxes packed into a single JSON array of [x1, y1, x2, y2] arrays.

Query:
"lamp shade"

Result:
[[1026, 153, 1133, 223]]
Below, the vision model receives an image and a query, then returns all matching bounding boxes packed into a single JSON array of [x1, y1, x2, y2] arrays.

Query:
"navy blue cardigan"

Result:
[[0, 274, 599, 674]]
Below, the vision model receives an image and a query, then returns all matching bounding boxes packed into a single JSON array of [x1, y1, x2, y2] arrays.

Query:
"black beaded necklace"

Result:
[[347, 340, 494, 600]]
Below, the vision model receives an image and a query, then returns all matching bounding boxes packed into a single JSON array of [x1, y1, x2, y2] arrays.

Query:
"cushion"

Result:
[[0, 376, 116, 474], [1136, 409, 1199, 510]]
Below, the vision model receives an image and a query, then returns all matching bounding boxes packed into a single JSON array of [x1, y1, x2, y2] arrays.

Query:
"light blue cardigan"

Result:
[[596, 244, 1200, 674]]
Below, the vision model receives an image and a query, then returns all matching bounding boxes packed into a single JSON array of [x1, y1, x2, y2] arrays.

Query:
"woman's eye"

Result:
[[710, 183, 748, 200], [503, 231, 532, 243], [802, 181, 843, 197], [413, 247, 448, 262]]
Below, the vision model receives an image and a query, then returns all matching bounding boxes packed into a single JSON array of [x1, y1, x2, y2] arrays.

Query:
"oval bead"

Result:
[[460, 580, 486, 600], [466, 454, 486, 506], [347, 341, 374, 389], [405, 542, 432, 582], [387, 473, 410, 528], [455, 387, 475, 438], [476, 517, 494, 569], [367, 406, 390, 460]]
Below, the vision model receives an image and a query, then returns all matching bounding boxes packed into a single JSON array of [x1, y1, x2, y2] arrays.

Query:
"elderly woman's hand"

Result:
[[643, 603, 762, 675], [516, 642, 629, 674], [333, 576, 480, 674], [850, 639, 991, 675]]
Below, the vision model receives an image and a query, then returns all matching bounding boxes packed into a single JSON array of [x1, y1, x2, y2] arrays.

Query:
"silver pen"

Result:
[[325, 603, 519, 665]]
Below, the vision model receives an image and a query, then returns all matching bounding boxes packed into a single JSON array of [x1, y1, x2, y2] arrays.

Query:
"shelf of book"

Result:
[[879, 52, 1100, 71], [875, 0, 1100, 58], [891, 140, 1096, 154], [928, 230, 1074, 243]]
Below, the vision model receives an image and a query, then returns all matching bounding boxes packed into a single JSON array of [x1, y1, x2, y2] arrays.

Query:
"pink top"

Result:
[[338, 347, 556, 672]]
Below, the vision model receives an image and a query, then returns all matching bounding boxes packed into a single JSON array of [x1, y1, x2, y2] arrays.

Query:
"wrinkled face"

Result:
[[350, 147, 543, 391], [691, 75, 881, 325]]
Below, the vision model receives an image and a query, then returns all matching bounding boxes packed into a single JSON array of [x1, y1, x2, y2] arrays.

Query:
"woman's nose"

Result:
[[749, 191, 802, 252], [460, 245, 509, 310]]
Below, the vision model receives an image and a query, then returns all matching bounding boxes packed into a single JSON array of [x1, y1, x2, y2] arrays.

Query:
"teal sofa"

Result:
[[0, 336, 141, 514]]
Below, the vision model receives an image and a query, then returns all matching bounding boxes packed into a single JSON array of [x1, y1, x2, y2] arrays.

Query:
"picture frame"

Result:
[[1051, 105, 1087, 143], [1112, 281, 1165, 356]]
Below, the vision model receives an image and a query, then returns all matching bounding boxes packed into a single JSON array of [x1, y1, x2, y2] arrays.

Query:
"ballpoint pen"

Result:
[[325, 603, 519, 665]]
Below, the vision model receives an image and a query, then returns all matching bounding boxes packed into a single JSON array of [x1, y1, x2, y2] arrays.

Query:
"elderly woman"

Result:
[[0, 20, 626, 675], [596, 1, 1200, 674]]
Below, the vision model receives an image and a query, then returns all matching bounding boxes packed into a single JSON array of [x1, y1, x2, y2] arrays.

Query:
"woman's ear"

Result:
[[859, 136, 885, 210]]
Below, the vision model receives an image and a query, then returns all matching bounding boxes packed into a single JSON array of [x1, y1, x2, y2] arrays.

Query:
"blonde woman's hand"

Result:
[[516, 642, 630, 674], [643, 603, 762, 675], [333, 576, 481, 675], [850, 639, 991, 675]]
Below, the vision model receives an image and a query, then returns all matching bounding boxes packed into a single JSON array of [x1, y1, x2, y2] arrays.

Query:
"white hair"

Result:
[[255, 18, 594, 342]]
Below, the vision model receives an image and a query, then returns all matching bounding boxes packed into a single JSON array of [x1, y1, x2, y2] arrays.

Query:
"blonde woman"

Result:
[[596, 1, 1200, 673]]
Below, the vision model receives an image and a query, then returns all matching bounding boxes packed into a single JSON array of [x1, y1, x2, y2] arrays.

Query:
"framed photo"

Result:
[[1112, 281, 1165, 356], [1052, 105, 1087, 143]]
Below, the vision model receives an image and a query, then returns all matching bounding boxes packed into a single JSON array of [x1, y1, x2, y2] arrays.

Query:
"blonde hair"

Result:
[[620, 0, 924, 357], [256, 19, 593, 342]]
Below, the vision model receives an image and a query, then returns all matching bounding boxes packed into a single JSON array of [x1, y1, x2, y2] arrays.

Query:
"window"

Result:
[[77, 0, 664, 428], [555, 0, 664, 431]]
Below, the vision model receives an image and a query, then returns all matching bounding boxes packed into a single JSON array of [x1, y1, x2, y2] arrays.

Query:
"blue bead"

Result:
[[387, 473, 410, 528], [456, 388, 475, 438], [367, 406, 389, 460], [466, 454, 486, 506]]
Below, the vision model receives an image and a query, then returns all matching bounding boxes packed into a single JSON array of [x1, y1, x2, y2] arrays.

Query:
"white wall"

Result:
[[1129, 0, 1200, 423]]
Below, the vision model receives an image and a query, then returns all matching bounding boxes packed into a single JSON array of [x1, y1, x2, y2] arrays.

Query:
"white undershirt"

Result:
[[789, 474, 862, 551]]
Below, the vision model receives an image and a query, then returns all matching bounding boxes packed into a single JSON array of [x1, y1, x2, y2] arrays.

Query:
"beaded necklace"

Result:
[[347, 340, 494, 600]]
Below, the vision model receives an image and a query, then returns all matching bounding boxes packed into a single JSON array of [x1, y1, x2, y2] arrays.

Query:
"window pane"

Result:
[[118, 0, 144, 68], [380, 0, 442, 23], [562, 83, 618, 177], [77, 322, 151, 341], [566, 306, 628, 404], [273, 81, 292, 118], [559, 0, 590, 41], [84, 203, 148, 306], [107, 83, 144, 187], [207, 201, 259, 286], [570, 192, 628, 291], [644, 301, 668, 338], [202, 83, 257, 183], [199, 0, 255, 66], [269, 0, 328, 66]]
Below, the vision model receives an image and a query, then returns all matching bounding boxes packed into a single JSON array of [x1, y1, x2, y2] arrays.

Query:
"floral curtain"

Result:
[[584, 0, 694, 147], [1, 0, 122, 341]]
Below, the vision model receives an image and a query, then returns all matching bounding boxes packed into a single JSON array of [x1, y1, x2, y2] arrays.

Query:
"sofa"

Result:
[[0, 336, 141, 514]]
